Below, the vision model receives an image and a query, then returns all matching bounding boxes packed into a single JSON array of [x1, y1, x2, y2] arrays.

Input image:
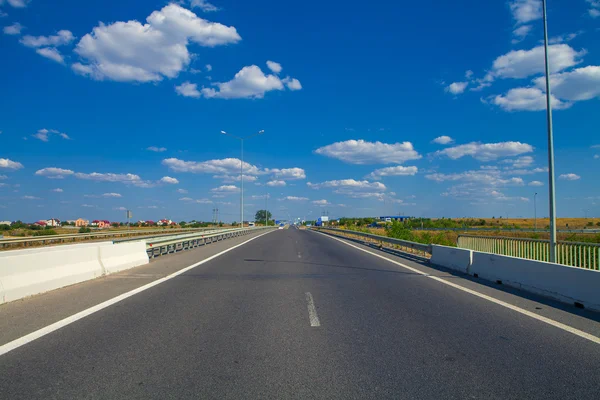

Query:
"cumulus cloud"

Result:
[[160, 176, 179, 184], [114, 206, 127, 211], [280, 196, 308, 201], [266, 180, 286, 187], [35, 47, 65, 64], [210, 185, 240, 194], [445, 82, 468, 95], [512, 24, 533, 44], [3, 22, 23, 35], [312, 199, 330, 206], [147, 146, 167, 152], [163, 157, 261, 175], [201, 64, 301, 99], [490, 44, 585, 80], [266, 60, 282, 74], [489, 87, 570, 111], [2, 0, 29, 8], [533, 66, 600, 102], [501, 156, 534, 168], [20, 30, 74, 47], [559, 173, 581, 181], [432, 136, 454, 145], [529, 180, 544, 186], [35, 167, 174, 187], [177, 188, 188, 193], [307, 179, 386, 192], [22, 195, 41, 200], [367, 166, 418, 180], [102, 192, 122, 198], [264, 167, 306, 180], [35, 167, 74, 178], [434, 141, 534, 161], [213, 174, 258, 183], [509, 0, 542, 24], [314, 139, 421, 165], [586, 0, 600, 17], [52, 188, 63, 192], [72, 4, 241, 82], [0, 158, 24, 169], [175, 81, 201, 98], [426, 170, 525, 186]]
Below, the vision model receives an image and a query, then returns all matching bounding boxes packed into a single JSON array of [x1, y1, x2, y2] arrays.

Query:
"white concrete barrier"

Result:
[[430, 245, 473, 273], [0, 241, 150, 304], [470, 252, 600, 311], [0, 246, 104, 304], [100, 241, 149, 274]]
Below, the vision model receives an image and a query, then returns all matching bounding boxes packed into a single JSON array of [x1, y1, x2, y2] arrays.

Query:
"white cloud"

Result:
[[195, 199, 213, 204], [595, 154, 599, 159], [559, 173, 581, 181], [586, 1, 600, 17], [266, 180, 286, 187], [266, 60, 282, 74], [73, 4, 241, 82], [490, 44, 585, 80], [501, 155, 534, 168], [548, 32, 581, 44], [175, 81, 201, 98], [81, 204, 95, 208], [465, 70, 474, 79], [308, 179, 386, 192], [489, 87, 570, 112], [2, 0, 29, 8], [434, 141, 534, 161], [314, 139, 421, 165], [32, 128, 70, 142], [264, 167, 306, 180], [35, 167, 74, 178], [52, 188, 63, 192], [432, 135, 454, 145], [163, 157, 261, 175], [0, 175, 7, 179], [190, 0, 219, 12], [533, 66, 600, 102], [210, 185, 240, 193], [213, 174, 258, 183], [160, 176, 179, 184], [312, 199, 330, 206], [367, 166, 418, 180], [426, 170, 525, 186], [102, 193, 122, 198], [280, 196, 308, 201], [529, 180, 544, 186], [114, 206, 127, 211], [512, 24, 533, 44], [445, 82, 468, 95], [22, 195, 41, 200], [179, 197, 193, 201], [20, 30, 74, 47], [205, 63, 212, 71], [177, 188, 188, 193], [0, 158, 24, 169], [509, 0, 542, 24], [35, 47, 65, 64], [3, 22, 23, 35], [591, 9, 600, 18], [201, 64, 301, 99], [147, 146, 167, 152]]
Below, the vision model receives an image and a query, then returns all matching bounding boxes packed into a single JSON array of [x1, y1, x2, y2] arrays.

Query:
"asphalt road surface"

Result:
[[1, 228, 599, 399]]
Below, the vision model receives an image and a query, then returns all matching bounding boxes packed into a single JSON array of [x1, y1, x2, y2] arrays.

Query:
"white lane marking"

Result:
[[311, 231, 600, 345], [0, 230, 276, 357], [305, 292, 321, 327]]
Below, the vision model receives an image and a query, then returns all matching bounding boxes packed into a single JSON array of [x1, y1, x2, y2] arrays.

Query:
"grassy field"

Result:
[[472, 218, 600, 230]]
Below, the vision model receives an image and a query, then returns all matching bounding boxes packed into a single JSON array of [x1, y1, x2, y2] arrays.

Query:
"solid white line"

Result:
[[0, 230, 276, 357], [305, 292, 321, 327], [311, 230, 600, 345]]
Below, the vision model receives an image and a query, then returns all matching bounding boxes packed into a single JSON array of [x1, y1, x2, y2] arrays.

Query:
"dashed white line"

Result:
[[312, 230, 600, 345], [305, 292, 321, 327], [0, 230, 276, 357]]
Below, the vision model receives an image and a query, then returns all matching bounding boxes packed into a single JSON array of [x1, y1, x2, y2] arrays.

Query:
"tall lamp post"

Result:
[[534, 193, 538, 231], [542, 0, 558, 263], [221, 130, 264, 228]]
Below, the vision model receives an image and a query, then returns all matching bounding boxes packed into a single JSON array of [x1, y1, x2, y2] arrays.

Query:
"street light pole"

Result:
[[221, 130, 264, 229], [542, 0, 558, 263], [534, 193, 538, 231]]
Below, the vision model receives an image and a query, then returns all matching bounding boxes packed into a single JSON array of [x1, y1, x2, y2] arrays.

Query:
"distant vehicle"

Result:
[[278, 226, 284, 230], [385, 218, 392, 222], [249, 222, 255, 227]]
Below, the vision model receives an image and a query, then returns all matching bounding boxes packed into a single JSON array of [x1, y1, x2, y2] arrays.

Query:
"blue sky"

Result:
[[1, 0, 599, 223]]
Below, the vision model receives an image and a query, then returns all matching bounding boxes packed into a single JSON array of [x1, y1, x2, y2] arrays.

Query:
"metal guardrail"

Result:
[[144, 227, 274, 258], [312, 227, 432, 257], [0, 227, 224, 249], [458, 235, 600, 270], [417, 227, 600, 234]]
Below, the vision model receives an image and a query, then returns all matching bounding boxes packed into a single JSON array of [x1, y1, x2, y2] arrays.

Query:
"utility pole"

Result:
[[534, 193, 538, 231], [542, 0, 558, 263], [265, 193, 269, 226]]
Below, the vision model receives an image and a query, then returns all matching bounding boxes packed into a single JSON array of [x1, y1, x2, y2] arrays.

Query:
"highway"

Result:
[[1, 228, 599, 399]]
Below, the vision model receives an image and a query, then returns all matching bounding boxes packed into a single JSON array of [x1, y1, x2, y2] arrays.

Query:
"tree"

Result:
[[180, 221, 187, 227], [255, 210, 272, 222]]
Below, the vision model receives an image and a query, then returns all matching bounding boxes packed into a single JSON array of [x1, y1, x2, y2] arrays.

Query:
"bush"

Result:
[[79, 227, 92, 233], [0, 224, 10, 231], [587, 221, 594, 227], [33, 229, 57, 236]]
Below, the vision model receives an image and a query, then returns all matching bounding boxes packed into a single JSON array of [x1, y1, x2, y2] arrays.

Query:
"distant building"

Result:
[[157, 219, 173, 226], [34, 221, 47, 226], [45, 218, 61, 227], [0, 221, 12, 226], [379, 216, 412, 222], [75, 218, 89, 227], [146, 220, 156, 226], [98, 220, 110, 228]]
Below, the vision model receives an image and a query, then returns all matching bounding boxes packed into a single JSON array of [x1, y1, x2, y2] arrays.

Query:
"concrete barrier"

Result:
[[471, 252, 600, 311], [100, 241, 149, 274], [0, 241, 150, 304], [430, 245, 473, 273], [0, 246, 104, 304]]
